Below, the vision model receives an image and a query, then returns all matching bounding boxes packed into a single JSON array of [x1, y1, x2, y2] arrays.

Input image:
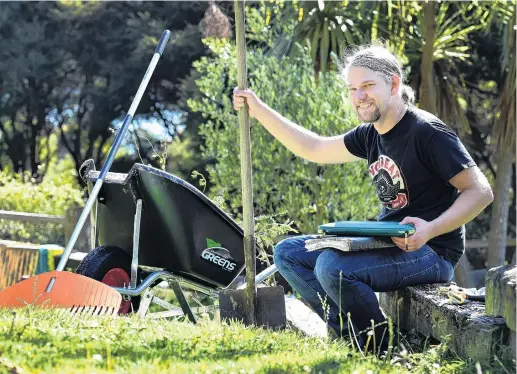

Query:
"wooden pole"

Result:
[[234, 0, 256, 325]]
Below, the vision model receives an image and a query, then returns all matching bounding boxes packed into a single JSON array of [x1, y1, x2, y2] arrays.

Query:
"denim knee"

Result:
[[314, 250, 353, 289], [273, 235, 315, 272], [273, 237, 297, 271]]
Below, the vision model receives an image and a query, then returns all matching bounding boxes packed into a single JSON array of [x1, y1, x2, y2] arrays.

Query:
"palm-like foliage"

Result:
[[489, 1, 516, 152], [404, 1, 491, 133], [268, 0, 378, 72], [295, 0, 372, 72]]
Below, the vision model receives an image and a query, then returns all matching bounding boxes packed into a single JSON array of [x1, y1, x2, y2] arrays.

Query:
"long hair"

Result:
[[339, 44, 415, 105]]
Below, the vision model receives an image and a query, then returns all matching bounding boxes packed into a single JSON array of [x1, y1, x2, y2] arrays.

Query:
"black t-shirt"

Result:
[[343, 106, 476, 266]]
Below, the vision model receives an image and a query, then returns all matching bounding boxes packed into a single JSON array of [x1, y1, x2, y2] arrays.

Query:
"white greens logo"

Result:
[[201, 238, 237, 272]]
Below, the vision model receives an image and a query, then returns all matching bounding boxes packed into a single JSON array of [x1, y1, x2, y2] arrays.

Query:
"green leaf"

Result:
[[310, 23, 321, 63], [320, 18, 330, 72]]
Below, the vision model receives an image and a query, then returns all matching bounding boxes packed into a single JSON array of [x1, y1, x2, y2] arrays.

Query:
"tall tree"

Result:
[[0, 3, 73, 178], [0, 1, 227, 185], [50, 1, 211, 179], [418, 1, 437, 114], [487, 4, 516, 268]]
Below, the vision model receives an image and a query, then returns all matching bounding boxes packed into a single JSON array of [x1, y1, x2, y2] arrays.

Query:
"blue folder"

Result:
[[319, 221, 415, 237]]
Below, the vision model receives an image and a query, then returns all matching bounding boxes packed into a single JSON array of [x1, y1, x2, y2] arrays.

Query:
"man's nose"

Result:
[[357, 89, 367, 100]]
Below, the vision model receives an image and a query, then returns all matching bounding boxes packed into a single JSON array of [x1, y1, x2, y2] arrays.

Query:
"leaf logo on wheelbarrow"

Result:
[[201, 239, 237, 272], [206, 238, 222, 249]]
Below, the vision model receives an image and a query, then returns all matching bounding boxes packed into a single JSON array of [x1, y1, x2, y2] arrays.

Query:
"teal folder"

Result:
[[319, 221, 415, 237]]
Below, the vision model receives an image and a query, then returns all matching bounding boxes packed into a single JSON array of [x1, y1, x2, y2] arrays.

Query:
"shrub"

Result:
[[188, 39, 380, 234], [0, 156, 84, 244]]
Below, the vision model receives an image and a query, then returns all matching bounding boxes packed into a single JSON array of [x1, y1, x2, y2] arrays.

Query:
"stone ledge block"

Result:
[[379, 284, 510, 362], [486, 265, 516, 332]]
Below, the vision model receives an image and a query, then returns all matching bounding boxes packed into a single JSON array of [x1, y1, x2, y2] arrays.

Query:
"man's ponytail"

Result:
[[401, 84, 415, 105]]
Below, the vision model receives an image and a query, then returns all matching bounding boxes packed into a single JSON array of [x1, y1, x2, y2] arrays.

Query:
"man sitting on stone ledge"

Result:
[[233, 44, 494, 351]]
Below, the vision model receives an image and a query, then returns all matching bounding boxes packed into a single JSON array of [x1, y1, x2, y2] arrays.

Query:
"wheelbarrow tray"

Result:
[[82, 163, 245, 289]]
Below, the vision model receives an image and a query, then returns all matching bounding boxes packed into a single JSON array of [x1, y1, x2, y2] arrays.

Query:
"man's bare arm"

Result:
[[428, 167, 493, 238], [234, 89, 360, 164], [392, 166, 493, 251]]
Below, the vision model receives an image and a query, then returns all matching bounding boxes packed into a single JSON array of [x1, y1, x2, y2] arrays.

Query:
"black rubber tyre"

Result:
[[76, 245, 140, 313]]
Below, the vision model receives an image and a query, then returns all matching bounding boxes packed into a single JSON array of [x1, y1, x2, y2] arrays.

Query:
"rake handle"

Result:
[[56, 30, 171, 272]]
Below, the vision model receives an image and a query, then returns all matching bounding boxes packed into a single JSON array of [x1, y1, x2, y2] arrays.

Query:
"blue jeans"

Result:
[[273, 235, 455, 348]]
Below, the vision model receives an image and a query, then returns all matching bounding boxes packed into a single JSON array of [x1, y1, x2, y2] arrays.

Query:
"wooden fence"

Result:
[[0, 208, 93, 253], [0, 209, 88, 290], [465, 238, 516, 249], [0, 210, 65, 225]]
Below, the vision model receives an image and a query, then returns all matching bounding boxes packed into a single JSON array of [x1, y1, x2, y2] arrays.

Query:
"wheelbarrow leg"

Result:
[[131, 199, 143, 289], [170, 280, 197, 324], [137, 289, 154, 317]]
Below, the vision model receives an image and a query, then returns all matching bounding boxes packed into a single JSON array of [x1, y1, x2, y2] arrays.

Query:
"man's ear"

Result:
[[391, 75, 401, 96]]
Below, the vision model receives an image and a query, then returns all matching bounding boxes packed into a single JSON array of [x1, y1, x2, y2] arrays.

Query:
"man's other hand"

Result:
[[391, 216, 434, 252]]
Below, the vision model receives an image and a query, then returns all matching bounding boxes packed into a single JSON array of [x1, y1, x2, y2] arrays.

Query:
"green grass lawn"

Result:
[[0, 308, 512, 374]]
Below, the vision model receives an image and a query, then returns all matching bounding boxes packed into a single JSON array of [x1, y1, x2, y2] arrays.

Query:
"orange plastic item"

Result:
[[0, 271, 122, 315]]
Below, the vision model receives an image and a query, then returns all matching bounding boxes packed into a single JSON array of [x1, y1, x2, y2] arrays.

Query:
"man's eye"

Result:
[[348, 88, 357, 92]]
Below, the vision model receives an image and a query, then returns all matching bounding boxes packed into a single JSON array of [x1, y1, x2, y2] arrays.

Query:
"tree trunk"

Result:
[[487, 146, 514, 269], [418, 1, 437, 113], [487, 10, 516, 269]]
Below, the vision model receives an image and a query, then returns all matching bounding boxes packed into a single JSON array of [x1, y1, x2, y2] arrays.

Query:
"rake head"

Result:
[[0, 271, 122, 316]]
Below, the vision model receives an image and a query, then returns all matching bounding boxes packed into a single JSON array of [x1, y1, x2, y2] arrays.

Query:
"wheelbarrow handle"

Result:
[[56, 30, 171, 272]]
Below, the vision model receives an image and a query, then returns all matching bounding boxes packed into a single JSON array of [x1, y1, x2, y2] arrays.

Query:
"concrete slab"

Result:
[[284, 295, 328, 339]]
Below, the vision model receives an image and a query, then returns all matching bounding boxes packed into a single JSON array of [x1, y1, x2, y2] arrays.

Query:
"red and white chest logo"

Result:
[[368, 155, 408, 210]]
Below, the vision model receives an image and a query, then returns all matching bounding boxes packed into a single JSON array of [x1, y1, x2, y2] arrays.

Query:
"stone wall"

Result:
[[379, 284, 511, 362]]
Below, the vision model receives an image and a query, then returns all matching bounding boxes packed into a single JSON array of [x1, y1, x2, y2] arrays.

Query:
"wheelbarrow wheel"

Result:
[[76, 245, 140, 314]]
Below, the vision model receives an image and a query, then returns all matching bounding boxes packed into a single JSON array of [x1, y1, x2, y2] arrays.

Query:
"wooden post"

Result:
[[234, 0, 256, 325], [220, 1, 285, 331]]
